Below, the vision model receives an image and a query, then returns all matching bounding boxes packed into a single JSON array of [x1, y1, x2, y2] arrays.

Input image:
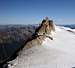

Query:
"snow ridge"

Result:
[[8, 26, 75, 68]]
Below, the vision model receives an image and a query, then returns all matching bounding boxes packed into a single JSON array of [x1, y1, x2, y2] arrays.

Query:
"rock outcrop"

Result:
[[35, 17, 55, 36], [20, 17, 55, 51]]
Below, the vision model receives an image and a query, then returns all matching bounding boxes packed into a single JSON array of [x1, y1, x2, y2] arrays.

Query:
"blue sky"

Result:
[[0, 0, 75, 24]]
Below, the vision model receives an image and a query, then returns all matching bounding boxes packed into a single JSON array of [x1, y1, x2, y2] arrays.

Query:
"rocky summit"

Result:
[[7, 17, 55, 68]]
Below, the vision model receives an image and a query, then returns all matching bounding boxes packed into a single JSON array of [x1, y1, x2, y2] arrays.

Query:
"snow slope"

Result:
[[9, 26, 75, 68]]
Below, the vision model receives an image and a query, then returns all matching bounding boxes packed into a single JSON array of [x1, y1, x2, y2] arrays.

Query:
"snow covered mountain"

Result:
[[6, 26, 75, 68]]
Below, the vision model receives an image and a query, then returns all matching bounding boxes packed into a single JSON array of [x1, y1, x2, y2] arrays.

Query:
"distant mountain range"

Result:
[[63, 24, 75, 29], [57, 24, 75, 29]]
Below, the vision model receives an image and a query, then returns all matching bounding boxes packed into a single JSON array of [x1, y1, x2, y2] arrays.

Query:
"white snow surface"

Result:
[[10, 26, 75, 68], [60, 26, 75, 33], [72, 29, 75, 32]]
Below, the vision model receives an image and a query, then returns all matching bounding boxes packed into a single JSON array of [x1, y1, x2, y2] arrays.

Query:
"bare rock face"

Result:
[[35, 17, 55, 36]]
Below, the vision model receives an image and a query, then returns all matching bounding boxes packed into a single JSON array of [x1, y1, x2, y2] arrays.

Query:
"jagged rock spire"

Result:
[[35, 17, 55, 37]]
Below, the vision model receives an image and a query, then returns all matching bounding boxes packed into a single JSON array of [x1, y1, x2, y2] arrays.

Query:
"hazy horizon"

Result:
[[0, 0, 75, 25]]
